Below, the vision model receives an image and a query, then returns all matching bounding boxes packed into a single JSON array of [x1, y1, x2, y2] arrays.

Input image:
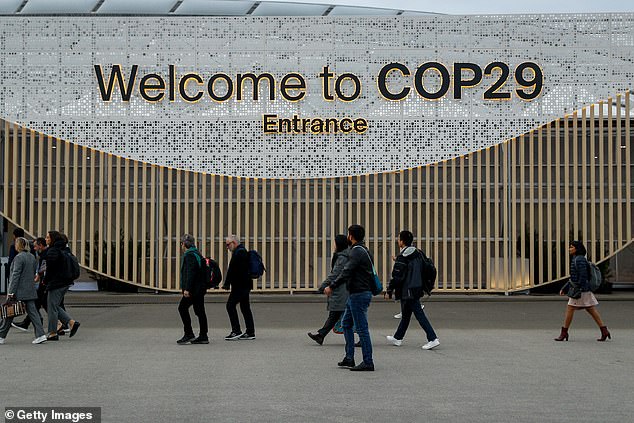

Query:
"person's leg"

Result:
[[178, 296, 195, 336], [47, 288, 63, 335], [25, 300, 45, 338], [192, 295, 208, 338], [563, 305, 575, 328], [412, 300, 438, 341], [341, 300, 355, 360], [54, 287, 73, 327], [585, 306, 605, 327], [239, 292, 255, 335], [226, 291, 242, 334], [317, 310, 344, 337], [349, 291, 373, 366], [393, 300, 414, 340], [0, 316, 14, 339]]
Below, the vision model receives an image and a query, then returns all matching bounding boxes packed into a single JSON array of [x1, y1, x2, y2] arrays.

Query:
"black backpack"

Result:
[[62, 250, 81, 282], [247, 250, 266, 279], [419, 250, 437, 296], [201, 257, 222, 289]]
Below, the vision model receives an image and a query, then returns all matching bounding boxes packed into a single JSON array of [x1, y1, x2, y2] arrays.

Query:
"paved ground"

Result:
[[1, 293, 633, 423]]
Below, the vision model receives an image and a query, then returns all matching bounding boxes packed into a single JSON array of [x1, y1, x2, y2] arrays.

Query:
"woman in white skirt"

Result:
[[554, 240, 611, 342]]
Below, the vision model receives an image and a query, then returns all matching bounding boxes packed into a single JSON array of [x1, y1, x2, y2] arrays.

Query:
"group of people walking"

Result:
[[177, 234, 256, 345], [308, 226, 440, 372], [3, 225, 612, 360], [1, 228, 80, 345]]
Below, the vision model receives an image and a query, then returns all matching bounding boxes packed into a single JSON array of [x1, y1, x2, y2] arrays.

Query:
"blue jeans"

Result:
[[342, 291, 373, 365], [394, 298, 437, 341]]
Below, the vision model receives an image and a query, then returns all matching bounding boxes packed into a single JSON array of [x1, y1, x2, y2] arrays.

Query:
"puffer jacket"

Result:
[[563, 254, 590, 298], [44, 240, 74, 290], [388, 246, 424, 300], [318, 249, 350, 311]]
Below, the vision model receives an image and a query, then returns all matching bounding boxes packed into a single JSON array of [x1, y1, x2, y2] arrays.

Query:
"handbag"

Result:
[[1, 299, 27, 319]]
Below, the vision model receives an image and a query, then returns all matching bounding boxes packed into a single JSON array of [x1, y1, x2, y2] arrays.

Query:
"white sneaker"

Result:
[[422, 339, 440, 350], [11, 322, 29, 332], [32, 335, 47, 344], [386, 335, 402, 346], [0, 337, 5, 344], [393, 312, 402, 319], [421, 304, 425, 310]]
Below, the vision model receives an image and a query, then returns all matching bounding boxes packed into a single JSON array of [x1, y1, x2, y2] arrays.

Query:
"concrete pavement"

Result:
[[1, 294, 633, 423]]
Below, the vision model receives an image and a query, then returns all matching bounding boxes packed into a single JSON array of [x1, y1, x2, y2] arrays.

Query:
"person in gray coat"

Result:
[[308, 235, 350, 345], [0, 237, 47, 344]]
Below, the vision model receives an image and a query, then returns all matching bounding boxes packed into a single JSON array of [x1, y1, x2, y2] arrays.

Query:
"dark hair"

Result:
[[334, 234, 348, 253], [13, 227, 24, 237], [60, 234, 69, 245], [47, 231, 62, 244], [35, 237, 46, 247], [348, 224, 365, 243], [570, 240, 587, 256], [399, 230, 414, 246]]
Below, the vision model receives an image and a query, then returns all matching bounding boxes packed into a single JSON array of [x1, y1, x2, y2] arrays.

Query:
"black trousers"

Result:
[[226, 290, 255, 335], [178, 294, 208, 338], [317, 310, 344, 337]]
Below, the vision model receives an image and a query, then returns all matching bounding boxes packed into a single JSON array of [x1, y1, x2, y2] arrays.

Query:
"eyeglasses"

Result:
[[225, 242, 232, 248]]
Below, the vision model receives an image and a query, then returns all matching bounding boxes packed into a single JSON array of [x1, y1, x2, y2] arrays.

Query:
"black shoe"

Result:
[[354, 341, 361, 348], [308, 332, 324, 345], [238, 333, 256, 340], [224, 331, 242, 341], [191, 336, 210, 344], [350, 362, 374, 372], [47, 335, 59, 341], [69, 321, 80, 338], [11, 321, 29, 332], [337, 357, 355, 368], [57, 328, 66, 336], [177, 334, 196, 345]]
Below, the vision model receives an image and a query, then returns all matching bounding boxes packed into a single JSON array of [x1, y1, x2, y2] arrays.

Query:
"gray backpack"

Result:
[[587, 261, 602, 292]]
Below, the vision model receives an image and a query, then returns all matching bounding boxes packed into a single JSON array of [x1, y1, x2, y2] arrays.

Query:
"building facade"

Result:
[[1, 14, 633, 292]]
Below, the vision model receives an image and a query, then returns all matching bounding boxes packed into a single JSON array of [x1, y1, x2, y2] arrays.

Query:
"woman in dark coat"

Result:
[[308, 235, 349, 345], [555, 240, 611, 342]]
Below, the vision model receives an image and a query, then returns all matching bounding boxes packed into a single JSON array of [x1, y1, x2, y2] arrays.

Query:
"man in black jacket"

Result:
[[386, 230, 439, 350], [223, 235, 255, 340], [325, 224, 375, 371], [177, 234, 209, 345]]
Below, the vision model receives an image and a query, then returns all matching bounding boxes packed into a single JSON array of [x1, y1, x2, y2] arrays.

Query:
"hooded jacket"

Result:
[[318, 248, 350, 311], [180, 247, 206, 296], [44, 240, 74, 290], [388, 246, 424, 300]]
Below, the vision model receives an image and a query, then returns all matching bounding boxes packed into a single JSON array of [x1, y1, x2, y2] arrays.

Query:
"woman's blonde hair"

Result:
[[15, 237, 30, 253]]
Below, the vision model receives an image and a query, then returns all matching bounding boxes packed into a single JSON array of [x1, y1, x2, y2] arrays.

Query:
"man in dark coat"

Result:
[[177, 234, 208, 345], [222, 235, 255, 340], [386, 230, 439, 350]]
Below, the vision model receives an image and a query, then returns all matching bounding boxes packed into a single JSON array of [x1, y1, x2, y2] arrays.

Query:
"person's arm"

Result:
[[222, 254, 235, 290], [181, 253, 198, 293], [332, 248, 361, 290], [8, 256, 24, 297], [322, 255, 348, 292]]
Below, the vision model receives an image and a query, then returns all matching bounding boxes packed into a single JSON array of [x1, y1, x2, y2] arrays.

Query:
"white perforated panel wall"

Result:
[[0, 15, 632, 178]]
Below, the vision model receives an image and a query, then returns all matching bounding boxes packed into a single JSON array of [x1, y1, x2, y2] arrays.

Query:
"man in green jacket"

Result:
[[177, 234, 208, 345]]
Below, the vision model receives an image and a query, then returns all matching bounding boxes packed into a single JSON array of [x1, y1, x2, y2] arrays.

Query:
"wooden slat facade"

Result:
[[1, 92, 633, 293]]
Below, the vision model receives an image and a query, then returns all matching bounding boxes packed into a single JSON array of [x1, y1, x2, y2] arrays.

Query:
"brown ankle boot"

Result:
[[597, 326, 611, 342], [554, 327, 569, 341]]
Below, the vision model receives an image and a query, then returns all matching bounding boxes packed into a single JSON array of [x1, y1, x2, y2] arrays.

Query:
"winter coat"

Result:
[[331, 243, 374, 294], [223, 244, 252, 292], [563, 255, 590, 298], [388, 246, 424, 300], [318, 249, 350, 311], [180, 247, 205, 296], [44, 240, 74, 290], [8, 251, 38, 301]]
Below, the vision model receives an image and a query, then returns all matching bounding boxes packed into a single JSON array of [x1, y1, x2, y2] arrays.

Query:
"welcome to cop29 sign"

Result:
[[94, 61, 543, 135]]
